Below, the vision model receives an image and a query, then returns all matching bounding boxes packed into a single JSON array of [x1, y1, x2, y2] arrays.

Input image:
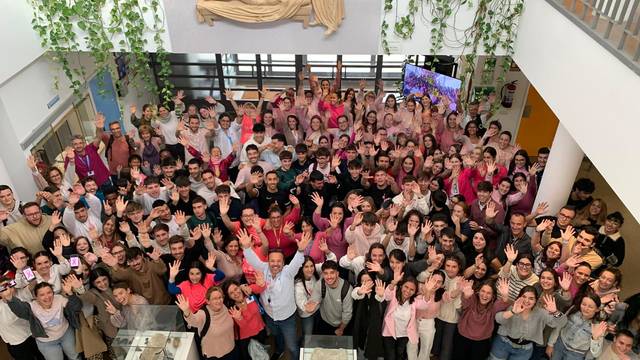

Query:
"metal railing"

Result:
[[546, 0, 640, 75]]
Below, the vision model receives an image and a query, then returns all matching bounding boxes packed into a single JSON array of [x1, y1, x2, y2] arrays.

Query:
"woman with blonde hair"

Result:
[[573, 198, 607, 228]]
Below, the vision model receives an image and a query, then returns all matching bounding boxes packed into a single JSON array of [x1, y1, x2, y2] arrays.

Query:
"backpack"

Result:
[[105, 134, 136, 161], [200, 306, 211, 338], [321, 278, 350, 302]]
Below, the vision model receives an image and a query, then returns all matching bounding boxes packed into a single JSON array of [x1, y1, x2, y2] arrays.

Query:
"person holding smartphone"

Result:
[[14, 239, 70, 294]]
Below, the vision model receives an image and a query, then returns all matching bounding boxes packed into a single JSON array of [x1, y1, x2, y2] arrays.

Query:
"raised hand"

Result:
[[310, 192, 324, 209], [174, 210, 187, 227], [10, 253, 28, 270], [115, 196, 128, 216], [564, 254, 581, 269], [289, 194, 300, 207], [218, 196, 229, 216], [497, 278, 510, 299], [229, 306, 243, 320], [237, 228, 252, 249], [536, 218, 554, 232], [346, 245, 357, 260], [200, 223, 212, 240], [65, 274, 83, 290], [535, 202, 549, 216], [421, 220, 433, 235], [374, 279, 386, 298], [282, 221, 295, 236], [26, 155, 38, 170], [407, 222, 420, 238], [366, 261, 383, 274], [297, 230, 312, 251], [352, 212, 364, 227], [50, 239, 63, 258], [104, 300, 118, 315], [205, 252, 216, 270], [95, 113, 106, 129], [189, 226, 203, 241], [358, 280, 374, 295], [512, 297, 525, 314], [58, 232, 72, 247], [505, 243, 518, 263], [542, 294, 557, 313], [559, 272, 572, 291], [175, 294, 191, 314], [529, 162, 541, 176], [212, 228, 223, 245], [148, 247, 162, 261], [392, 270, 404, 285], [50, 210, 62, 227], [561, 225, 575, 242], [388, 203, 400, 218], [485, 201, 498, 219], [591, 321, 608, 340], [169, 260, 181, 281], [304, 301, 318, 314]]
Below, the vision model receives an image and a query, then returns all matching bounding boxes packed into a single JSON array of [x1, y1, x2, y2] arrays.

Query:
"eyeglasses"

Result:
[[558, 212, 575, 220], [517, 262, 532, 268], [24, 212, 41, 217]]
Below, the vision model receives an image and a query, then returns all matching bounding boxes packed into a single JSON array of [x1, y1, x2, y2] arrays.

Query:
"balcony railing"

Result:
[[546, 0, 640, 75]]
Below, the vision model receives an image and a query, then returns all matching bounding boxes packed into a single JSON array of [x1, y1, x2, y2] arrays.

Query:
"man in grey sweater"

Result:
[[306, 260, 353, 336]]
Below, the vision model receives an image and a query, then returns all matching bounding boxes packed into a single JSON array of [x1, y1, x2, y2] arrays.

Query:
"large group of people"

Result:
[[0, 63, 634, 360]]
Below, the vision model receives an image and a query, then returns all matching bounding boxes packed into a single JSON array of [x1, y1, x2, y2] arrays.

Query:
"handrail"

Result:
[[545, 0, 640, 75]]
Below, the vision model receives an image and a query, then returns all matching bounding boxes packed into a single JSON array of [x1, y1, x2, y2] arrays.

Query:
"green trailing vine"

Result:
[[27, 0, 172, 106], [380, 0, 525, 110]]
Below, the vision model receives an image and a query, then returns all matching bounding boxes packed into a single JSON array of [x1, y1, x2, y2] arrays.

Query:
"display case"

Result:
[[300, 335, 357, 360], [111, 305, 199, 360]]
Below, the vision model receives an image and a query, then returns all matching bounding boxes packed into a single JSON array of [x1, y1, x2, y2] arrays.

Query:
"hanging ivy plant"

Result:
[[27, 0, 172, 106], [380, 0, 525, 111]]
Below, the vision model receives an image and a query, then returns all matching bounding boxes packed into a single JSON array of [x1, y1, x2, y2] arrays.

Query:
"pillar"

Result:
[[533, 123, 584, 215]]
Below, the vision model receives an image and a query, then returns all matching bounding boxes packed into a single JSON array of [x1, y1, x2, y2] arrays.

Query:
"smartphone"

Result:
[[69, 256, 80, 269], [23, 267, 36, 282], [0, 280, 16, 292]]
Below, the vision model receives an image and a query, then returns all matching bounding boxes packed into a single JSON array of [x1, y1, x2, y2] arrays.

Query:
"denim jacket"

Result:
[[550, 312, 603, 358]]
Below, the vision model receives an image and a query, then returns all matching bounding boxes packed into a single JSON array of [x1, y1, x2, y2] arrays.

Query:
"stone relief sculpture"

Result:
[[196, 0, 345, 36]]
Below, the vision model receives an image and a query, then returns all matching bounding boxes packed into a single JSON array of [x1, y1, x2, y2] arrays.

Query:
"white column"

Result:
[[533, 123, 584, 215]]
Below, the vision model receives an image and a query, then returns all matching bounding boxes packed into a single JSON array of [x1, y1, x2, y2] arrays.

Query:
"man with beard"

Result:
[[0, 202, 51, 255]]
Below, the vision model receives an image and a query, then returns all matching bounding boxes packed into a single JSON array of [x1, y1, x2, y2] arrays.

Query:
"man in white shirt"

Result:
[[238, 123, 271, 165], [62, 192, 103, 238], [234, 145, 274, 192], [196, 169, 240, 206], [133, 176, 171, 215], [211, 112, 241, 158]]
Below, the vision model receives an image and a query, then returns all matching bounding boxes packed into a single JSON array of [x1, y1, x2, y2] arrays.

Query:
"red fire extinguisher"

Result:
[[501, 81, 517, 108]]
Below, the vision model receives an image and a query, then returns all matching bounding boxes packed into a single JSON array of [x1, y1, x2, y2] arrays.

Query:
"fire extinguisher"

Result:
[[500, 81, 517, 108]]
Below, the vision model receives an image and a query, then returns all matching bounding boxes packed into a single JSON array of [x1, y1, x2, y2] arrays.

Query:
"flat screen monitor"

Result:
[[402, 63, 461, 109]]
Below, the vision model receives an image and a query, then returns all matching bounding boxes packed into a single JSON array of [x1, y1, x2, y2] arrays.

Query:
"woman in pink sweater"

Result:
[[377, 272, 443, 360], [453, 278, 511, 360]]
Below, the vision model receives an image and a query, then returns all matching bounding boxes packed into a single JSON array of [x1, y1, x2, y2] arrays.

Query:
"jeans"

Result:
[[452, 331, 493, 360], [407, 318, 436, 360], [489, 335, 533, 360], [265, 312, 299, 360], [35, 327, 80, 360], [551, 339, 587, 360], [300, 313, 316, 339]]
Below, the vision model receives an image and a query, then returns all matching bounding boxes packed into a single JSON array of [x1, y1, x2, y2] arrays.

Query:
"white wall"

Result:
[[513, 0, 640, 221], [164, 0, 381, 54], [0, 54, 97, 144], [0, 1, 45, 84]]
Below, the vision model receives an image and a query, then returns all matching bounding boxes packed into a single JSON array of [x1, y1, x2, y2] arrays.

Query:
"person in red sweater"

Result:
[[167, 255, 226, 313], [223, 279, 267, 360]]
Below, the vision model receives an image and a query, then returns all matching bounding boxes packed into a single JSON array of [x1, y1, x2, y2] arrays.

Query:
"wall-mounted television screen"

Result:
[[403, 63, 461, 110]]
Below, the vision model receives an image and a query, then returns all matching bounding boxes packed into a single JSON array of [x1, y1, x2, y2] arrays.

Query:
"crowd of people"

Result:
[[0, 64, 634, 360]]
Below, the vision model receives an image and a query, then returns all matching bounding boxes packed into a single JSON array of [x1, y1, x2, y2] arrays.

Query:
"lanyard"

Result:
[[77, 154, 91, 169]]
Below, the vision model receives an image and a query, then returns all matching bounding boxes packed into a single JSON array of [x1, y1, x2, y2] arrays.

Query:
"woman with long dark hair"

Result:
[[453, 278, 510, 360], [295, 256, 321, 337], [489, 286, 566, 360]]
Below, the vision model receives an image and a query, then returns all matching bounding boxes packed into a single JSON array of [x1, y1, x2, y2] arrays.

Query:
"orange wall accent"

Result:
[[515, 85, 559, 155]]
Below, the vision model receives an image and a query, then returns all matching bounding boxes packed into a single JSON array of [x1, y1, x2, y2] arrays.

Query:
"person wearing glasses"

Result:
[[96, 113, 137, 178], [499, 244, 539, 302], [0, 202, 51, 255]]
